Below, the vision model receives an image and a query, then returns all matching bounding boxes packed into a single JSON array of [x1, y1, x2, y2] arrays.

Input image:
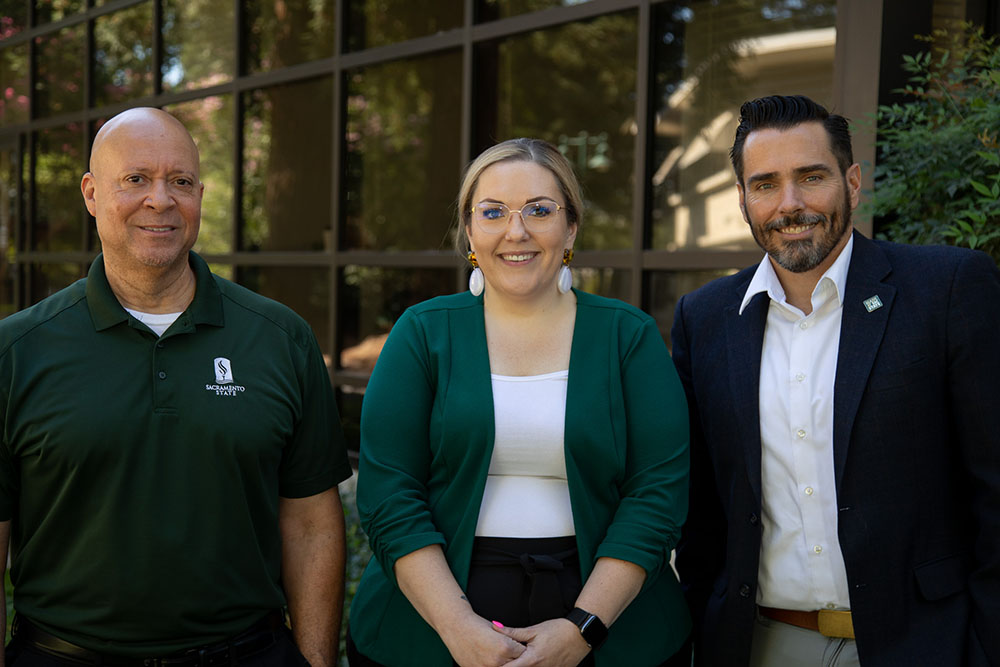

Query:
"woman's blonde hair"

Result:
[[455, 138, 583, 254]]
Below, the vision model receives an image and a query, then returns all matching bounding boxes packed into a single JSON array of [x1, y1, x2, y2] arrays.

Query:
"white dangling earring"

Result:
[[467, 251, 485, 296], [557, 249, 574, 294]]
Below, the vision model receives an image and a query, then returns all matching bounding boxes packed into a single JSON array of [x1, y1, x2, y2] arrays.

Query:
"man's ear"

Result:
[[846, 163, 861, 210], [80, 172, 98, 217]]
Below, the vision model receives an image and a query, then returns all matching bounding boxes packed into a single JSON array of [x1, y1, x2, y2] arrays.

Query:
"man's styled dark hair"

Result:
[[730, 95, 853, 185]]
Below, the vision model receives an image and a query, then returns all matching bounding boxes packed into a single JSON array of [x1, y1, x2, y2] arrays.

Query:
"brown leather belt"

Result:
[[759, 606, 855, 639]]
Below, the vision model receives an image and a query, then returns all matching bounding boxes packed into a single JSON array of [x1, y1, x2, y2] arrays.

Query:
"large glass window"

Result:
[[346, 0, 463, 51], [0, 142, 18, 318], [34, 0, 84, 25], [28, 263, 85, 305], [573, 267, 630, 302], [162, 0, 235, 92], [343, 51, 462, 251], [0, 3, 28, 39], [646, 269, 739, 345], [245, 0, 335, 74], [475, 12, 638, 251], [0, 42, 29, 126], [337, 266, 455, 373], [34, 25, 86, 118], [650, 1, 837, 252], [477, 0, 596, 21], [241, 266, 331, 357], [242, 78, 333, 252], [94, 2, 154, 107], [0, 0, 840, 452], [165, 95, 235, 256], [32, 124, 86, 252]]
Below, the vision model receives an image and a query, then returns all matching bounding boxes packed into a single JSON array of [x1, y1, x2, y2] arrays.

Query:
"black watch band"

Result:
[[565, 607, 608, 650]]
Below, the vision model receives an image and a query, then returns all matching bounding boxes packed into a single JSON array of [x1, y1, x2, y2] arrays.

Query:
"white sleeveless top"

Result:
[[474, 370, 575, 537]]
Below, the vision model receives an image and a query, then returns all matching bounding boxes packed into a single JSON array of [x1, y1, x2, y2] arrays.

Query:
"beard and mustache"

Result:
[[749, 190, 853, 274]]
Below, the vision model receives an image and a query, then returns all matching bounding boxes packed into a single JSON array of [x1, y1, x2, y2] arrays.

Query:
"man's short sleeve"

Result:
[[278, 332, 352, 498]]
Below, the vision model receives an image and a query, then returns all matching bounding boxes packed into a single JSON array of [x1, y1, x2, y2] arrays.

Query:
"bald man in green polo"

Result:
[[0, 108, 352, 667]]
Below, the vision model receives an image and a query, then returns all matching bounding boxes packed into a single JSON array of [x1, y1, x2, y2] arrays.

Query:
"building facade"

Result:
[[0, 0, 995, 448]]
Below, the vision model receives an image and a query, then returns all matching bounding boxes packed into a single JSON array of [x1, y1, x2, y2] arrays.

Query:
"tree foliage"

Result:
[[871, 24, 1000, 264]]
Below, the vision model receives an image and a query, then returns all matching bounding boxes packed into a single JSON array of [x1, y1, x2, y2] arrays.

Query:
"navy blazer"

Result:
[[671, 231, 1000, 666]]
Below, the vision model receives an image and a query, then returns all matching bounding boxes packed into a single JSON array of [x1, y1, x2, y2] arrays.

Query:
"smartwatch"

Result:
[[565, 607, 609, 650]]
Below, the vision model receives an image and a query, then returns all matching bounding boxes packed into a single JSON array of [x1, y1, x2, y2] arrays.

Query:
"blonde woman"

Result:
[[349, 138, 690, 666]]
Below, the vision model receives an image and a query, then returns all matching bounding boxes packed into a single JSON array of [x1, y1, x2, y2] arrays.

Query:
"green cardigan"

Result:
[[351, 290, 691, 665]]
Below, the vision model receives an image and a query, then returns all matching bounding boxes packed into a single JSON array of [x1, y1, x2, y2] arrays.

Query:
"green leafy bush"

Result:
[[340, 476, 373, 666], [871, 24, 1000, 263]]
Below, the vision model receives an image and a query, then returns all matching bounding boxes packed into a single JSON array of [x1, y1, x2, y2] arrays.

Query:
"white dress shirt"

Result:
[[739, 235, 854, 611]]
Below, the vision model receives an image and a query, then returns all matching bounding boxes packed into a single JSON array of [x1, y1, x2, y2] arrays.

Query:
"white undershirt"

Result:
[[475, 370, 575, 538], [124, 308, 183, 337], [740, 235, 854, 611]]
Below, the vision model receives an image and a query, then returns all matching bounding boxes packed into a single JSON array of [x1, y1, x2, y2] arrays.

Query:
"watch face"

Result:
[[567, 607, 608, 649]]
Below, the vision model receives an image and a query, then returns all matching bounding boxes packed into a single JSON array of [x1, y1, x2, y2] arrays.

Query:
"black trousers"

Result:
[[4, 625, 310, 667], [349, 536, 692, 666]]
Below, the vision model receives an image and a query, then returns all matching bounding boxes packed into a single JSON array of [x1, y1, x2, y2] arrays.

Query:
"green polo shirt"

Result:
[[0, 252, 352, 657]]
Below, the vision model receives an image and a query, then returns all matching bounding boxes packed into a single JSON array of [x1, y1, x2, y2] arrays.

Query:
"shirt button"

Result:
[[804, 487, 814, 496], [156, 342, 165, 349], [826, 603, 836, 609], [795, 373, 805, 382], [749, 512, 759, 526], [738, 584, 751, 598], [799, 321, 809, 330], [813, 545, 823, 554], [796, 429, 807, 439], [158, 371, 167, 379]]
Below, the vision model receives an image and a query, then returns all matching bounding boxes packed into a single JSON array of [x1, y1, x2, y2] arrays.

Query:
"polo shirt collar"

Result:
[[86, 251, 224, 332]]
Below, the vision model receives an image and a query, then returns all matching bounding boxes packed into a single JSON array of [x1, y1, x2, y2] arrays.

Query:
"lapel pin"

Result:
[[863, 295, 883, 313]]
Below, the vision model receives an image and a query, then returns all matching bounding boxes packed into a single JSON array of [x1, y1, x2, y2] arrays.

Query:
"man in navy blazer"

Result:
[[671, 95, 1000, 666]]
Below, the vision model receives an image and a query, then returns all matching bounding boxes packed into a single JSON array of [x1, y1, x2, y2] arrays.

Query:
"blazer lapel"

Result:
[[833, 231, 895, 489], [726, 289, 770, 504]]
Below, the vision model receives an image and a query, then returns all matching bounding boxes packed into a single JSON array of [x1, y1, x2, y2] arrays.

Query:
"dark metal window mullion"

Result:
[[631, 0, 652, 310], [456, 0, 475, 295], [329, 0, 347, 372]]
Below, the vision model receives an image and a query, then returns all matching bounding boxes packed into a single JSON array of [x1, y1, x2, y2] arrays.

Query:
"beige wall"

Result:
[[833, 0, 884, 236]]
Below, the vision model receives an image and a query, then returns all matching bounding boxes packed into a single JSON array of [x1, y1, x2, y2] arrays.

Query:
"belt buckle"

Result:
[[816, 609, 855, 639], [196, 646, 230, 667]]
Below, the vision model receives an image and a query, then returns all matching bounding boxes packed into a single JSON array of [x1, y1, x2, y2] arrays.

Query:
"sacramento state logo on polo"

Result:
[[214, 357, 234, 384], [205, 357, 247, 396]]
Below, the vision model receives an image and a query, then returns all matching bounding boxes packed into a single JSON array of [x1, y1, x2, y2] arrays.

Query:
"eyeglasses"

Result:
[[470, 199, 565, 234]]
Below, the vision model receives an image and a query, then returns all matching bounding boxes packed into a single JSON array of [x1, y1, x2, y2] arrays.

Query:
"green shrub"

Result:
[[871, 24, 1000, 263], [340, 477, 373, 666]]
